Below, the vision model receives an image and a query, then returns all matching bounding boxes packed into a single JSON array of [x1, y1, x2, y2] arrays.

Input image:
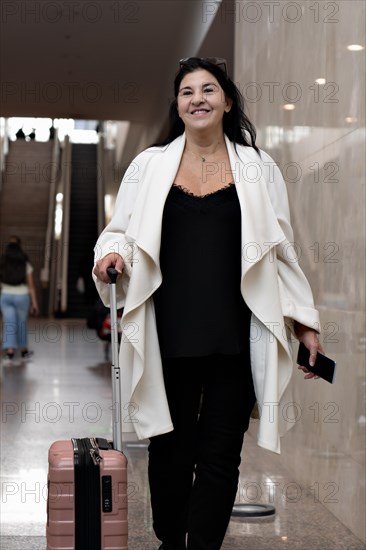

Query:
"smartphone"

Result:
[[296, 342, 336, 384]]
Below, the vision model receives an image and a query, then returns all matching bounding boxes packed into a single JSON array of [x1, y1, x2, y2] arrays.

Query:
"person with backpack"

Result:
[[0, 238, 39, 363]]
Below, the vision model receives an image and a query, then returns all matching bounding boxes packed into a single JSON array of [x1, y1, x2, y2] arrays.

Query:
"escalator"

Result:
[[64, 143, 99, 318]]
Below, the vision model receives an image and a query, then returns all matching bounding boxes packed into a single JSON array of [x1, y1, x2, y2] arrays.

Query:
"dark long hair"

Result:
[[152, 57, 260, 155], [0, 243, 27, 285]]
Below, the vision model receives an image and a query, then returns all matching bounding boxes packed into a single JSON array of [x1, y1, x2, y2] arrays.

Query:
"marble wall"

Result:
[[234, 0, 365, 543]]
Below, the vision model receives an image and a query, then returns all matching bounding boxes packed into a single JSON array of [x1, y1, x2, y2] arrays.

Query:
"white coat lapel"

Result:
[[122, 134, 186, 315], [226, 137, 289, 348], [126, 134, 186, 264], [225, 136, 286, 278]]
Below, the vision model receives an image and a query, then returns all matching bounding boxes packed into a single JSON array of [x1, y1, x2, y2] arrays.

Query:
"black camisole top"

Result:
[[153, 183, 252, 358]]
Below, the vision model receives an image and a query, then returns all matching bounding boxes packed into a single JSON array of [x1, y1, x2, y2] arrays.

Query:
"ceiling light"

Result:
[[315, 78, 326, 85], [283, 104, 295, 111], [347, 44, 364, 51]]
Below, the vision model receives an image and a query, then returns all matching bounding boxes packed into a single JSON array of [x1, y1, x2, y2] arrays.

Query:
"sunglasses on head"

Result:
[[179, 57, 228, 78]]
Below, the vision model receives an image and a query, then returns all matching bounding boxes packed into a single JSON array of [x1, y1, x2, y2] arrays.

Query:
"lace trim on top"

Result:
[[172, 182, 234, 198]]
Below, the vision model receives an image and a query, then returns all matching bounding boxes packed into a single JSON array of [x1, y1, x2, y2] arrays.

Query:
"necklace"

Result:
[[186, 142, 222, 162]]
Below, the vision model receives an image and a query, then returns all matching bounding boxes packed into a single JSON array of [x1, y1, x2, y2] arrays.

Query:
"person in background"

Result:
[[49, 120, 55, 140], [93, 57, 322, 550], [15, 127, 26, 140], [0, 237, 39, 363]]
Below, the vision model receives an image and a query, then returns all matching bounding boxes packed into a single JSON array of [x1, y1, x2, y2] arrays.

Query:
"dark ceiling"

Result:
[[1, 0, 234, 134]]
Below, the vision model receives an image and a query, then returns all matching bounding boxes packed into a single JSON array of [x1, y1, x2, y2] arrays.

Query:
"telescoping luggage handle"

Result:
[[107, 267, 123, 452]]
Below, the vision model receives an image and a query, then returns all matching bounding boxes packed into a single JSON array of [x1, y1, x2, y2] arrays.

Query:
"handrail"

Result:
[[96, 133, 106, 235], [60, 136, 72, 312], [41, 129, 60, 289], [0, 118, 10, 192]]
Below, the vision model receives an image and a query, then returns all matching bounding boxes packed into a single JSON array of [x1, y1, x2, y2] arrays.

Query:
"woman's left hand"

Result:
[[294, 323, 324, 380]]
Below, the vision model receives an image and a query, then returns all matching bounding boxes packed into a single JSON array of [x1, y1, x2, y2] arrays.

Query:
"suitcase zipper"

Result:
[[90, 438, 103, 466], [73, 438, 102, 550]]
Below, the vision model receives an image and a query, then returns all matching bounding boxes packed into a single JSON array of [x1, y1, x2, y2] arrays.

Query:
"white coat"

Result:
[[93, 133, 320, 454]]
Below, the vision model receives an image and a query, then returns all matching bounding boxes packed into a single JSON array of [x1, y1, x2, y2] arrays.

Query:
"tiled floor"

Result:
[[1, 319, 365, 550]]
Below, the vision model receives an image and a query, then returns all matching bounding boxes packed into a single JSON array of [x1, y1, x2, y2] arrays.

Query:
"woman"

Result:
[[93, 57, 322, 550], [0, 238, 39, 362]]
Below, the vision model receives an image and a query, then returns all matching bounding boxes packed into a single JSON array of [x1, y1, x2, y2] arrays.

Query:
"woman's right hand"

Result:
[[30, 303, 39, 316], [93, 253, 124, 284]]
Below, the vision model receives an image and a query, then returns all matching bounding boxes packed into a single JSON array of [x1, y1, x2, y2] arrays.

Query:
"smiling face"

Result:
[[176, 69, 232, 136]]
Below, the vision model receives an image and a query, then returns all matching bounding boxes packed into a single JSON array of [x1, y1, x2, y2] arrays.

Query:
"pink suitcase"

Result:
[[46, 269, 128, 549]]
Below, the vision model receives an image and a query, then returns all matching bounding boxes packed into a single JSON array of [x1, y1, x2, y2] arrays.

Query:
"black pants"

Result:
[[148, 351, 256, 550]]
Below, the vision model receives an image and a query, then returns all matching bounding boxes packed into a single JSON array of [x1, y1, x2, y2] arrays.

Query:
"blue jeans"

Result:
[[148, 350, 256, 550], [0, 293, 31, 350]]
